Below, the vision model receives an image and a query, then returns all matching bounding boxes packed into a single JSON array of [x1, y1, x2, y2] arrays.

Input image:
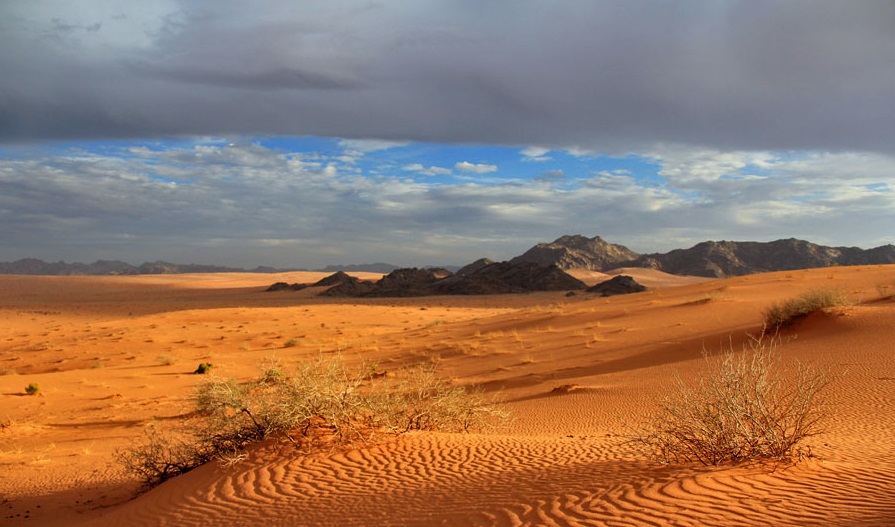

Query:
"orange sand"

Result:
[[1, 266, 894, 526]]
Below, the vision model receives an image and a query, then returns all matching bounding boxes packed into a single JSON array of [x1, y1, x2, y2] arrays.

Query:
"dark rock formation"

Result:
[[266, 282, 304, 292], [512, 235, 895, 278], [313, 271, 354, 287], [586, 275, 647, 296], [435, 262, 586, 295], [318, 275, 376, 297], [317, 262, 586, 297], [456, 258, 495, 276], [636, 238, 895, 277], [511, 235, 639, 271], [318, 263, 400, 274]]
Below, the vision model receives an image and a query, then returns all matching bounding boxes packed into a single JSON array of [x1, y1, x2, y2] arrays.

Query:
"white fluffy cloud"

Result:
[[455, 161, 498, 174], [402, 163, 452, 176], [521, 146, 552, 162]]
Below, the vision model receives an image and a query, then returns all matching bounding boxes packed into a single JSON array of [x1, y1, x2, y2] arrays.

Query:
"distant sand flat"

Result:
[[1, 266, 894, 526]]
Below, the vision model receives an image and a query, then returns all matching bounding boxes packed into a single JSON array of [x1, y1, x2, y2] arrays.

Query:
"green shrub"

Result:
[[24, 383, 40, 396], [763, 288, 850, 330], [632, 336, 829, 465]]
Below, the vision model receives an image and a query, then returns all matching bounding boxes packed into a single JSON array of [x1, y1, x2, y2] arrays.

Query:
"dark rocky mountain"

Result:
[[510, 235, 639, 271], [586, 275, 647, 296], [513, 235, 895, 278], [268, 271, 373, 293], [636, 238, 895, 277], [433, 262, 587, 295], [318, 263, 400, 274], [456, 258, 494, 276], [313, 261, 587, 297]]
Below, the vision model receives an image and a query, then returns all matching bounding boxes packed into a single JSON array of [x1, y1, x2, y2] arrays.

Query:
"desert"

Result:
[[1, 264, 894, 526]]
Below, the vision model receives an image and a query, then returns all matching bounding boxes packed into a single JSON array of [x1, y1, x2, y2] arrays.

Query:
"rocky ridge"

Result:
[[512, 235, 895, 277]]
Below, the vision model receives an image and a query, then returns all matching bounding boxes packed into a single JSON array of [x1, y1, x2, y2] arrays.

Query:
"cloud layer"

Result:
[[2, 2, 893, 267], [1, 140, 892, 268], [3, 1, 895, 153]]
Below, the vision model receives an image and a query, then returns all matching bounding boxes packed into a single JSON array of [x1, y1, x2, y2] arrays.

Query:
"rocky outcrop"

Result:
[[512, 235, 895, 278], [315, 262, 586, 297], [318, 263, 400, 274], [635, 238, 895, 277], [456, 258, 494, 276], [434, 262, 587, 295], [510, 235, 639, 271], [266, 282, 306, 292], [586, 275, 647, 296]]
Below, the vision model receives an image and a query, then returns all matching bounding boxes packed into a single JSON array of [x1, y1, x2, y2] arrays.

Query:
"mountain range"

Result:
[[511, 235, 895, 277], [2, 235, 894, 277], [0, 258, 269, 276]]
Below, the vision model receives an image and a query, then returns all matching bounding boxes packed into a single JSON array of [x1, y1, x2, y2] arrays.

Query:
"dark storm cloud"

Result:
[[2, 1, 895, 152]]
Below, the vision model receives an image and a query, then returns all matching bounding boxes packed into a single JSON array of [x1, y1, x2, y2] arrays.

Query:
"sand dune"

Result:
[[2, 266, 894, 526]]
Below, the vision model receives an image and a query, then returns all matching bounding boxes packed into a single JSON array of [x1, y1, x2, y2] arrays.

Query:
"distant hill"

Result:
[[510, 235, 639, 271], [318, 263, 400, 274], [511, 235, 895, 277], [317, 261, 587, 297], [0, 258, 288, 276]]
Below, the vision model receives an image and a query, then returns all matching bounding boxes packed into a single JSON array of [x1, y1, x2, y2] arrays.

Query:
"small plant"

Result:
[[194, 362, 214, 375], [632, 336, 829, 465], [24, 383, 40, 396], [120, 357, 507, 488], [763, 288, 850, 330], [259, 356, 286, 384], [157, 354, 176, 366]]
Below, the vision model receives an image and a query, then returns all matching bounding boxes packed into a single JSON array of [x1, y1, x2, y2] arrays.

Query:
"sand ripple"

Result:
[[74, 430, 895, 527]]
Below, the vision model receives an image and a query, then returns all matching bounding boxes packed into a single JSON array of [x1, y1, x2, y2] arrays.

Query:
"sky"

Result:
[[1, 1, 894, 269]]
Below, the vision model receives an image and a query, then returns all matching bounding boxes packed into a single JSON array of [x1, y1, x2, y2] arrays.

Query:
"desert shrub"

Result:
[[632, 336, 829, 465], [373, 365, 507, 433], [117, 424, 210, 486], [763, 288, 850, 330], [119, 357, 505, 488], [194, 362, 214, 374], [157, 354, 176, 366], [24, 383, 40, 396]]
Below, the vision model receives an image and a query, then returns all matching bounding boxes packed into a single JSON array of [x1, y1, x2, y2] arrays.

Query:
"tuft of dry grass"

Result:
[[632, 335, 830, 466], [118, 356, 506, 489], [762, 288, 851, 330]]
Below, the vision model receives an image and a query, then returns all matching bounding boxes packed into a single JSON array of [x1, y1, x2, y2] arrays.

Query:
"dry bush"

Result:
[[117, 424, 210, 487], [632, 336, 830, 465], [119, 357, 505, 488], [763, 288, 850, 330], [373, 365, 508, 434]]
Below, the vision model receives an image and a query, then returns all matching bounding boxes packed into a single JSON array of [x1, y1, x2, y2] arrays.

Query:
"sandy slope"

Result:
[[1, 266, 894, 526]]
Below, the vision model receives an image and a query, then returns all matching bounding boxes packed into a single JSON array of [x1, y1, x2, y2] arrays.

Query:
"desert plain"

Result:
[[1, 265, 894, 526]]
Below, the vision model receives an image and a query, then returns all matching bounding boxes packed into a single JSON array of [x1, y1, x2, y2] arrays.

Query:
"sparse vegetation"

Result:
[[157, 354, 176, 366], [632, 336, 829, 465], [119, 357, 506, 488], [763, 288, 850, 330], [24, 383, 40, 396]]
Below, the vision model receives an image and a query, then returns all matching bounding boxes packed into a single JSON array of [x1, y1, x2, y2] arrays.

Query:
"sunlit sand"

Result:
[[1, 266, 894, 526]]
